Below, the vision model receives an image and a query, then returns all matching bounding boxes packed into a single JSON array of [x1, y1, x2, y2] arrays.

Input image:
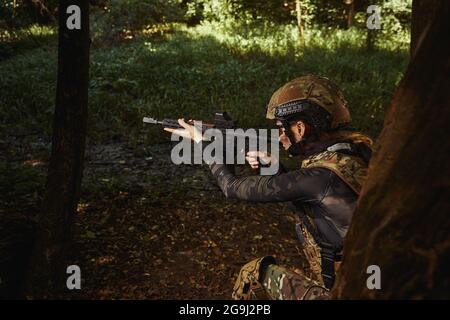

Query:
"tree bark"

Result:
[[333, 1, 450, 299], [28, 1, 90, 298], [295, 0, 305, 45], [366, 28, 374, 51], [410, 0, 440, 58], [344, 0, 355, 29]]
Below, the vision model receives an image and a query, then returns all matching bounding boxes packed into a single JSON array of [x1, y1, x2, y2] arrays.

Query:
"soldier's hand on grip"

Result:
[[245, 151, 272, 170]]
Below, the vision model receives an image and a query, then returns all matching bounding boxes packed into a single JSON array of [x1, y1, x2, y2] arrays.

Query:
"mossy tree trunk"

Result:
[[28, 1, 90, 298], [333, 1, 450, 299]]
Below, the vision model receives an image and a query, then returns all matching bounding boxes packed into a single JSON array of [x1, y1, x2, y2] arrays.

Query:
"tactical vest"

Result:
[[300, 147, 368, 195], [296, 143, 369, 289]]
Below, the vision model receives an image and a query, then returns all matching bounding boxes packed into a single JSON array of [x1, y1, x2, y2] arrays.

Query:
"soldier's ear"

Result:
[[296, 121, 307, 139]]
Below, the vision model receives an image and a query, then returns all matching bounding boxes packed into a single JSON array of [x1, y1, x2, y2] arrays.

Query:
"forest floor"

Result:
[[0, 134, 307, 299]]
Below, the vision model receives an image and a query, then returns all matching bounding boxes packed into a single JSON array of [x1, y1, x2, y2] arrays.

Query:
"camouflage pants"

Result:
[[232, 256, 329, 300], [261, 264, 329, 300], [232, 223, 330, 300]]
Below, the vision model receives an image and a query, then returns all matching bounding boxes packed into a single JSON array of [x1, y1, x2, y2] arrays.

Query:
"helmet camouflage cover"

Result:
[[266, 74, 351, 130]]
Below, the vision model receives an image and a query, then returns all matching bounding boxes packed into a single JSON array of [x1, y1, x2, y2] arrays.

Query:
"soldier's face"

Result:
[[276, 120, 306, 150]]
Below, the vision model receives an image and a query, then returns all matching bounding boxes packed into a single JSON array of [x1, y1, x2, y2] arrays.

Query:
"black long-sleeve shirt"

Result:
[[209, 162, 358, 251]]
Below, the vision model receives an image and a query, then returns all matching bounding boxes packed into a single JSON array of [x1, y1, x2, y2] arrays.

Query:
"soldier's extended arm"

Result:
[[145, 112, 280, 168], [209, 162, 332, 203]]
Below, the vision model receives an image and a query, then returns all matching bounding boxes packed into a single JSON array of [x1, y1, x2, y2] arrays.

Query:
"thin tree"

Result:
[[28, 1, 90, 297], [333, 1, 450, 299], [295, 0, 305, 45], [344, 0, 355, 29], [365, 1, 379, 51]]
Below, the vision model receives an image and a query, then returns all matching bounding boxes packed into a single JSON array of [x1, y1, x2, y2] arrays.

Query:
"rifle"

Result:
[[143, 112, 236, 132], [143, 111, 280, 172], [143, 111, 279, 145]]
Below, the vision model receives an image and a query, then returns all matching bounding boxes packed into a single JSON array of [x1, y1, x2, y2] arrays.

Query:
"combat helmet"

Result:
[[266, 74, 351, 133]]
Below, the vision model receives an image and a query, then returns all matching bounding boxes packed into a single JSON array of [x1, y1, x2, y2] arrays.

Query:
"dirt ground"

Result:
[[1, 135, 308, 299]]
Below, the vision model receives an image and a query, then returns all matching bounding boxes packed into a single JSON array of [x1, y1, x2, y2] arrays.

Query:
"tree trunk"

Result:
[[366, 28, 374, 51], [28, 1, 90, 298], [295, 0, 305, 44], [410, 0, 440, 57], [365, 0, 381, 51], [333, 1, 450, 299], [344, 0, 355, 29]]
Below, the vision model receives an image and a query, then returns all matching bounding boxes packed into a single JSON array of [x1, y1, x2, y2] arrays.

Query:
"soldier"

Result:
[[164, 74, 373, 300]]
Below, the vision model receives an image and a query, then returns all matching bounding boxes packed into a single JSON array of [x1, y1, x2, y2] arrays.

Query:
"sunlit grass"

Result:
[[184, 22, 409, 56], [25, 24, 55, 37], [0, 22, 410, 144], [0, 24, 55, 41], [186, 23, 300, 56]]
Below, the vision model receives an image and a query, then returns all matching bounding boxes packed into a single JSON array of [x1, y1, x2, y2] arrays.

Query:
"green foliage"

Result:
[[0, 22, 408, 143], [309, 0, 346, 27], [107, 0, 184, 28], [0, 162, 45, 207], [0, 24, 56, 60], [188, 0, 291, 25], [0, 0, 412, 143], [0, 0, 57, 28], [0, 0, 57, 59], [91, 0, 185, 43], [378, 0, 412, 48], [0, 43, 57, 136]]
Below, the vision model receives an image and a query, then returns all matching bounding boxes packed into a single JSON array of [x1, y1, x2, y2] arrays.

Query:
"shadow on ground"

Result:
[[0, 137, 305, 299]]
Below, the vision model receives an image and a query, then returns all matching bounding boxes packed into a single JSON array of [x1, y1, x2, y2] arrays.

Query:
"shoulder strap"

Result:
[[301, 147, 368, 194]]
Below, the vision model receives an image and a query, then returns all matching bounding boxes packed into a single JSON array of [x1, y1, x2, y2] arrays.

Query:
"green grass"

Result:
[[0, 22, 409, 143], [0, 24, 56, 59]]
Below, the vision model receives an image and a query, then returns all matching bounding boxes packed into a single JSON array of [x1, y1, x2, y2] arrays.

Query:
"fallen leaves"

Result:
[[4, 139, 307, 299], [81, 230, 97, 239]]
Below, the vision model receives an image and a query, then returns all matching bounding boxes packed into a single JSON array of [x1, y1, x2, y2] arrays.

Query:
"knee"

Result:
[[232, 256, 276, 300]]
